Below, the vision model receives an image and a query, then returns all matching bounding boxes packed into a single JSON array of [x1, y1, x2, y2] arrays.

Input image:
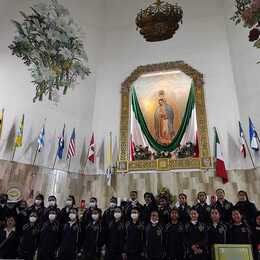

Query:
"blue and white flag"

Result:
[[37, 125, 45, 152], [249, 117, 259, 151], [57, 125, 65, 159]]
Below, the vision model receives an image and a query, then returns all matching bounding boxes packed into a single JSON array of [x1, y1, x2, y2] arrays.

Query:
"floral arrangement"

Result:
[[9, 0, 90, 102], [231, 0, 260, 52]]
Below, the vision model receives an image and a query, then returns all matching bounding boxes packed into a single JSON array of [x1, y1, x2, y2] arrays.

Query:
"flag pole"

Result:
[[11, 145, 16, 161], [68, 157, 72, 173], [244, 137, 256, 169], [52, 153, 58, 169], [32, 149, 39, 167]]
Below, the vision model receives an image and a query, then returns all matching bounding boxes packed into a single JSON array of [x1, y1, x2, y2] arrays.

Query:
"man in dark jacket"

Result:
[[0, 193, 10, 228], [177, 193, 191, 224]]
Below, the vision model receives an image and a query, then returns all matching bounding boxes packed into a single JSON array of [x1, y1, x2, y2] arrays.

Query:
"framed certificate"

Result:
[[213, 244, 254, 260]]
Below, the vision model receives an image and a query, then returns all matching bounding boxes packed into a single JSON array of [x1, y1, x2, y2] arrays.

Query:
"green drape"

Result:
[[131, 81, 195, 152]]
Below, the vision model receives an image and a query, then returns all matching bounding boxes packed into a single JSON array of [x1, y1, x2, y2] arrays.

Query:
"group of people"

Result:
[[0, 189, 259, 260]]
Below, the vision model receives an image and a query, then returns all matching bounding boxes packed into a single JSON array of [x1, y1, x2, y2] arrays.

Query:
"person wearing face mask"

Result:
[[18, 212, 40, 260], [78, 208, 103, 260], [60, 195, 76, 231], [177, 193, 191, 224], [207, 208, 227, 258], [43, 195, 60, 223], [194, 192, 211, 224], [27, 194, 45, 228], [104, 207, 125, 260], [14, 199, 28, 236], [158, 196, 171, 227], [123, 208, 144, 260], [125, 191, 143, 221], [37, 209, 59, 260], [103, 197, 118, 229], [57, 208, 80, 260], [184, 208, 208, 260], [81, 197, 102, 231], [144, 210, 164, 260], [143, 192, 158, 224], [214, 189, 233, 224], [165, 208, 185, 260], [227, 208, 252, 244], [0, 193, 10, 228], [235, 190, 257, 226]]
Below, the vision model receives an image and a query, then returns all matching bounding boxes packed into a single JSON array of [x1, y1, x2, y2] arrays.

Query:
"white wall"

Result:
[[224, 0, 260, 168], [0, 0, 105, 172], [0, 0, 258, 173], [93, 0, 242, 170]]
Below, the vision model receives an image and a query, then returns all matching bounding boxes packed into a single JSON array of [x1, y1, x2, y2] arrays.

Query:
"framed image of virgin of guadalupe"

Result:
[[117, 61, 212, 173], [213, 244, 254, 260]]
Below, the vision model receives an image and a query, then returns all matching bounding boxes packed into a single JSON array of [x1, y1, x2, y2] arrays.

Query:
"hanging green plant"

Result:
[[9, 0, 91, 102]]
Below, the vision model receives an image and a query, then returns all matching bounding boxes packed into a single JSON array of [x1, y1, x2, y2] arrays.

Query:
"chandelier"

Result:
[[136, 0, 183, 42]]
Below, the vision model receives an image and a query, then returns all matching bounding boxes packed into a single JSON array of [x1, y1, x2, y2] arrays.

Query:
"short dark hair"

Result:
[[179, 193, 187, 199]]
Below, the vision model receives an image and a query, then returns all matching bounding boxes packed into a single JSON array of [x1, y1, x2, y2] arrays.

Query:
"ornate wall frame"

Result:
[[117, 61, 212, 173]]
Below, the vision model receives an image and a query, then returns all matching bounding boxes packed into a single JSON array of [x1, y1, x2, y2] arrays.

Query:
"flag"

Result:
[[214, 128, 228, 184], [57, 125, 65, 159], [15, 114, 24, 147], [130, 134, 135, 161], [239, 121, 246, 158], [37, 124, 45, 152], [67, 128, 76, 159], [87, 133, 95, 163], [249, 117, 259, 151], [0, 109, 4, 139]]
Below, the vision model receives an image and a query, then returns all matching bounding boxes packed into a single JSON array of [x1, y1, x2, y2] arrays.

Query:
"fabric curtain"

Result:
[[131, 81, 195, 152]]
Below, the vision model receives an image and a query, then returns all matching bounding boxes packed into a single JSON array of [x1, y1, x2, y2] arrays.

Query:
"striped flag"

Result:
[[0, 109, 4, 139], [15, 114, 24, 147], [87, 133, 95, 163], [57, 125, 65, 160], [214, 127, 228, 183], [37, 124, 45, 152], [67, 128, 76, 159], [239, 121, 246, 158], [249, 117, 259, 151]]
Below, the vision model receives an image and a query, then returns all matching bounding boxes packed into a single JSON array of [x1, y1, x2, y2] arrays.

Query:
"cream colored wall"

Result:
[[2, 159, 259, 210]]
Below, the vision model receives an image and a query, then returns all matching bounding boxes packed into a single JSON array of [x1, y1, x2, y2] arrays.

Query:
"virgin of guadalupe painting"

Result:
[[118, 61, 212, 172]]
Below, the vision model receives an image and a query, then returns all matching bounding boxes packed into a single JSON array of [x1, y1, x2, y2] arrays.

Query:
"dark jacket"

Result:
[[144, 223, 164, 259], [142, 203, 158, 224], [57, 221, 80, 260], [158, 206, 171, 226], [80, 220, 103, 257], [124, 220, 144, 254], [18, 222, 40, 260], [215, 200, 233, 224], [178, 204, 191, 224], [26, 205, 45, 228], [81, 207, 102, 230], [0, 227, 19, 259], [207, 222, 228, 247], [228, 222, 252, 244], [194, 203, 211, 224], [37, 220, 59, 260], [165, 222, 185, 259]]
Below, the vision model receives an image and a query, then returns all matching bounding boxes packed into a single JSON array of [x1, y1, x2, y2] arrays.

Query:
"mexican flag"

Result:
[[214, 128, 228, 184]]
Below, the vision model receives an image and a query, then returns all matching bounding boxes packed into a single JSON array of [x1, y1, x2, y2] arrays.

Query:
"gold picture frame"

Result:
[[117, 61, 212, 173], [213, 244, 254, 260]]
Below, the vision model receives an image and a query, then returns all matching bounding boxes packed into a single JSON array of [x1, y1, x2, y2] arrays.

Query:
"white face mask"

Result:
[[89, 202, 96, 208], [66, 200, 73, 206], [110, 202, 117, 208], [35, 200, 42, 206], [114, 212, 122, 219], [131, 213, 139, 220], [29, 216, 37, 223], [151, 219, 159, 225], [92, 214, 99, 221], [69, 213, 77, 221], [49, 214, 56, 221], [48, 201, 56, 207]]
